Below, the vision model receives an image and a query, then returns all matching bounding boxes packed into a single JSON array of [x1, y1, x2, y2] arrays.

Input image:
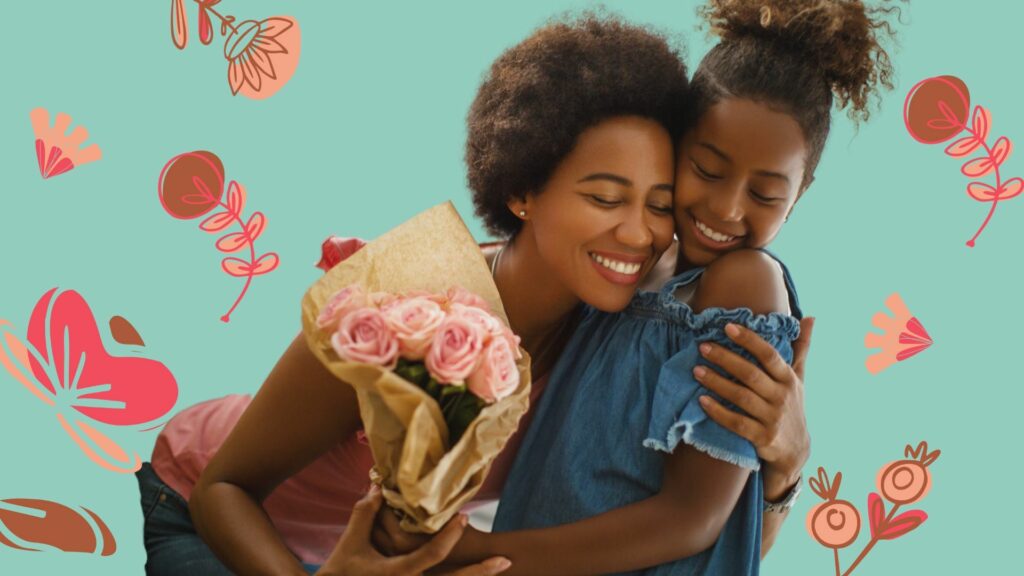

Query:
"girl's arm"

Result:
[[188, 331, 364, 576]]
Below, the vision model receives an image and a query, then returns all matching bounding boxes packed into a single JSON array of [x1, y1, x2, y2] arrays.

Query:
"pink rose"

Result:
[[330, 308, 399, 368], [467, 337, 521, 403], [425, 310, 487, 384], [317, 286, 367, 330], [369, 291, 400, 311], [446, 286, 491, 312], [383, 296, 446, 360], [451, 303, 522, 359]]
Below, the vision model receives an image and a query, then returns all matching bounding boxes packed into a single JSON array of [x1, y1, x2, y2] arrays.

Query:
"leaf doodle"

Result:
[[904, 76, 1020, 247], [158, 151, 279, 322]]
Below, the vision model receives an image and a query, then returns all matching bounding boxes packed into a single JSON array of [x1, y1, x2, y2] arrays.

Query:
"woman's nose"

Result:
[[615, 205, 655, 248]]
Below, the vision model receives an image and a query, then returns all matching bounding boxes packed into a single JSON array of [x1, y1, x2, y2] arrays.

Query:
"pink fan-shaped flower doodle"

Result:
[[158, 150, 280, 323], [169, 0, 300, 99], [864, 293, 932, 375], [0, 289, 179, 473], [904, 75, 1020, 247], [807, 442, 940, 576], [0, 498, 116, 555], [29, 108, 102, 179]]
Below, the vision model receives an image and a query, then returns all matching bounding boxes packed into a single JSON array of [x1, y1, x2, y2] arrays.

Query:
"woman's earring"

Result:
[[518, 210, 527, 218]]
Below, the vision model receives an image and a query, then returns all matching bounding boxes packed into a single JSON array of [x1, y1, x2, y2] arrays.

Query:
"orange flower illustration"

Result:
[[876, 441, 940, 505], [807, 468, 861, 550], [864, 293, 932, 375], [223, 17, 299, 97], [169, 1, 301, 99]]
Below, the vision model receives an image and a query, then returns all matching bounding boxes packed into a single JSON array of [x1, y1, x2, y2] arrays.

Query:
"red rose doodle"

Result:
[[170, 0, 301, 99], [904, 75, 1021, 247], [0, 289, 178, 473], [0, 498, 116, 555], [158, 150, 280, 323]]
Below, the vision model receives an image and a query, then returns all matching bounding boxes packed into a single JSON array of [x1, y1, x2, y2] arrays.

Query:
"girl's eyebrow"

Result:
[[578, 173, 673, 192], [696, 142, 791, 185]]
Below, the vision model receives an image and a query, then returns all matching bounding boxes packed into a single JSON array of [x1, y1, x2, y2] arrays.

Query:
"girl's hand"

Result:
[[693, 317, 815, 498], [372, 504, 433, 556], [317, 486, 510, 576]]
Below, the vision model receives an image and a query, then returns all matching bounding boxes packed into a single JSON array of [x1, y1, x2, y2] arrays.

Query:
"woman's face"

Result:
[[516, 115, 676, 312], [674, 98, 807, 269]]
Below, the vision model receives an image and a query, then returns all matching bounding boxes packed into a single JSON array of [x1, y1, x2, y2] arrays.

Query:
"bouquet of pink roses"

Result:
[[316, 285, 522, 447], [300, 203, 531, 534]]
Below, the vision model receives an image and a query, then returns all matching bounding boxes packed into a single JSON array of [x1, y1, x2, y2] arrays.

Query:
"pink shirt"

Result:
[[150, 375, 548, 565]]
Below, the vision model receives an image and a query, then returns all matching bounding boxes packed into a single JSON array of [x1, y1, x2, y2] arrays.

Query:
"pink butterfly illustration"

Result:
[[0, 289, 178, 473]]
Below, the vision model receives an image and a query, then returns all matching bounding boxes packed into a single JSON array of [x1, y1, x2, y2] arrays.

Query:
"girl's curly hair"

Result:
[[691, 0, 903, 186]]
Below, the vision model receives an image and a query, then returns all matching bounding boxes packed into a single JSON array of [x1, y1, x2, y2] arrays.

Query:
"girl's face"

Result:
[[514, 115, 676, 312], [674, 98, 807, 269]]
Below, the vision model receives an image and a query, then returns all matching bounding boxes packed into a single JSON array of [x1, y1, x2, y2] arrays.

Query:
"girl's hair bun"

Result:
[[700, 0, 901, 121]]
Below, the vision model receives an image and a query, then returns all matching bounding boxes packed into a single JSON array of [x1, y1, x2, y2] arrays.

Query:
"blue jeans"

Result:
[[136, 461, 321, 575]]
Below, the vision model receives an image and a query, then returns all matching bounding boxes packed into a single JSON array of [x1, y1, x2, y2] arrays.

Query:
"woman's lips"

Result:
[[588, 250, 645, 285]]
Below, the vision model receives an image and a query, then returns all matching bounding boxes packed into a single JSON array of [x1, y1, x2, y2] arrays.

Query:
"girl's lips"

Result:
[[688, 214, 744, 250]]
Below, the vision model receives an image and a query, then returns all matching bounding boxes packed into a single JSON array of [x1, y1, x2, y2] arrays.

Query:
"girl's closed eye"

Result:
[[691, 159, 722, 181]]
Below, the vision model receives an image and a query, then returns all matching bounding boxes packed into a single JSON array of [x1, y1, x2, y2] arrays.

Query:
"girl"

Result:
[[376, 1, 896, 574], [136, 13, 812, 576]]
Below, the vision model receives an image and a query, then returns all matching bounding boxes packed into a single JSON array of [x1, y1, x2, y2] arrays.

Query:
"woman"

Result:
[[136, 13, 811, 576]]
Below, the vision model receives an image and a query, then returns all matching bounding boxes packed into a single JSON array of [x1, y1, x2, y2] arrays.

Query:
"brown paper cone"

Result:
[[300, 202, 532, 533]]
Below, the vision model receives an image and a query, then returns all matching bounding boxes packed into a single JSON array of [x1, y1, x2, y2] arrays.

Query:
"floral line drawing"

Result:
[[158, 150, 280, 323], [0, 498, 116, 555], [807, 442, 940, 576], [904, 75, 1020, 247], [169, 0, 301, 99], [29, 108, 102, 179], [864, 293, 932, 375], [0, 289, 178, 473]]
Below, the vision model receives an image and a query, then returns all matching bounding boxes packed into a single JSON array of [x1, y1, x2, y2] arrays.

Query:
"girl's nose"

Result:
[[708, 183, 744, 222]]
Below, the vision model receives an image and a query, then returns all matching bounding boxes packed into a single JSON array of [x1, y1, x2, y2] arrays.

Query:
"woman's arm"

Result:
[[188, 331, 364, 576], [694, 316, 814, 557]]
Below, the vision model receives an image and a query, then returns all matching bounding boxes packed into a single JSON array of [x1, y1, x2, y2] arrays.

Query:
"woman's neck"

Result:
[[491, 234, 580, 360]]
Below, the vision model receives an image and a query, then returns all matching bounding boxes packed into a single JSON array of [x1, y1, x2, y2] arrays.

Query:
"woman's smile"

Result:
[[588, 249, 649, 285]]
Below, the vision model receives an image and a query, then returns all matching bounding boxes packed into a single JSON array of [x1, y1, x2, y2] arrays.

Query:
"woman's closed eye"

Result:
[[587, 194, 622, 207]]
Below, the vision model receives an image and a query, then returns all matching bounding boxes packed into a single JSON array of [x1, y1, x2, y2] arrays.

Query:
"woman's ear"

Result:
[[507, 196, 532, 220]]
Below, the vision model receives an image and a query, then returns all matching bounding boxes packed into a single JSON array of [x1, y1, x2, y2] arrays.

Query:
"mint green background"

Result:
[[0, 1, 1017, 573]]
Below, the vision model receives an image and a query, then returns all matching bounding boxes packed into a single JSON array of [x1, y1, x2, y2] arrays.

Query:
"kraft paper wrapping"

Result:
[[300, 202, 532, 534]]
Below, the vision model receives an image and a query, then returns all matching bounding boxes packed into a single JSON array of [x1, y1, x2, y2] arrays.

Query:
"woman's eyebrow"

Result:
[[578, 173, 673, 193], [697, 142, 791, 184]]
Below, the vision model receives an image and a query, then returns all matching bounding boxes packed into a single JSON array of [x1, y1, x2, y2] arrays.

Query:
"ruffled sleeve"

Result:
[[642, 308, 800, 471]]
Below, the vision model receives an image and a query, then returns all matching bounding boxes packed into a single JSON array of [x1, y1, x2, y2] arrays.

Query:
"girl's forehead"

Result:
[[686, 99, 807, 174]]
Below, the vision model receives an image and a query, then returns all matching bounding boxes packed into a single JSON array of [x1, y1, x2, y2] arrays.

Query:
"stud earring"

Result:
[[518, 210, 527, 217]]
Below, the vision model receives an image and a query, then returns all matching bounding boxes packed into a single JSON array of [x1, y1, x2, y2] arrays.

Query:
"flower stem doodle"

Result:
[[157, 150, 280, 323], [168, 0, 301, 99], [807, 442, 940, 575], [904, 75, 1020, 247]]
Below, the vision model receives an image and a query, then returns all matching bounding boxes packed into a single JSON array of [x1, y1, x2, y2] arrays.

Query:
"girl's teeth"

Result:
[[591, 254, 641, 275], [695, 219, 736, 242]]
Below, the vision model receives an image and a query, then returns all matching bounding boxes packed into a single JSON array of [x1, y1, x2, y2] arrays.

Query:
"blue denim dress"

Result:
[[493, 253, 802, 576]]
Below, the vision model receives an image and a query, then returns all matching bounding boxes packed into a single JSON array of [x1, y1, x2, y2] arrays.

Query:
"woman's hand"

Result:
[[317, 486, 510, 576], [693, 317, 815, 499]]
